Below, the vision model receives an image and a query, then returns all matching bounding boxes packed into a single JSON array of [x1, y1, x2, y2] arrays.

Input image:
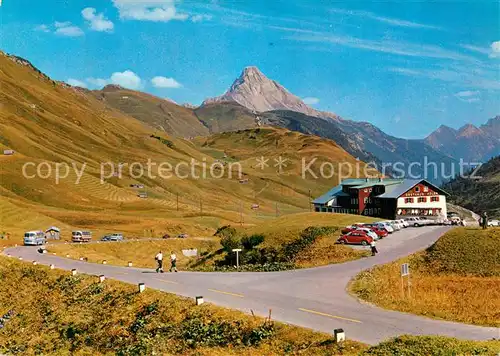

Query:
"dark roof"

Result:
[[377, 179, 449, 198], [312, 185, 348, 204], [314, 178, 449, 204]]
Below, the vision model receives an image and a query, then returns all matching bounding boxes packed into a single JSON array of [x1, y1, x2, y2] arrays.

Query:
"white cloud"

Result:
[[454, 90, 480, 103], [455, 90, 479, 98], [302, 97, 320, 105], [489, 41, 500, 58], [388, 65, 499, 90], [461, 41, 500, 58], [151, 76, 182, 88], [330, 8, 441, 30], [67, 78, 88, 88], [35, 24, 50, 33], [55, 24, 84, 37], [34, 22, 84, 36], [191, 14, 212, 23], [87, 77, 110, 87], [85, 70, 143, 90], [112, 0, 189, 22], [110, 70, 142, 89], [82, 7, 114, 32]]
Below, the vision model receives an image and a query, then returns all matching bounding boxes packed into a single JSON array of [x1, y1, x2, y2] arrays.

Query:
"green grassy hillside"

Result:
[[443, 156, 500, 218], [92, 85, 209, 137], [195, 102, 258, 133], [2, 257, 499, 355], [350, 228, 500, 327], [0, 52, 378, 247]]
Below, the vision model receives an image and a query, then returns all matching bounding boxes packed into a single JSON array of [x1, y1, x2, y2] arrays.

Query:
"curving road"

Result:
[[4, 226, 499, 345]]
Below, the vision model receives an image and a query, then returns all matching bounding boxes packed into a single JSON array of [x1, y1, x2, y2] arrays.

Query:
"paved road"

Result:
[[4, 226, 499, 345]]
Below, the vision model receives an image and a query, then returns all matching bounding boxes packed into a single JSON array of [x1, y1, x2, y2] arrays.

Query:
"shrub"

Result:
[[241, 234, 265, 250], [220, 234, 241, 253], [213, 225, 237, 239]]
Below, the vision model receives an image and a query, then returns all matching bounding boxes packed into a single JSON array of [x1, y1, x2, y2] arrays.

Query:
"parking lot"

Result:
[[347, 225, 443, 251]]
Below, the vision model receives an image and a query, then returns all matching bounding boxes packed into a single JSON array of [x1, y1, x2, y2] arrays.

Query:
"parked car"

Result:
[[101, 233, 124, 242], [361, 225, 389, 238], [162, 233, 171, 239], [72, 230, 92, 243], [488, 219, 499, 227], [24, 230, 46, 246], [405, 217, 431, 227], [337, 231, 374, 246], [385, 221, 401, 231], [352, 227, 379, 240], [177, 233, 189, 238], [396, 219, 409, 228]]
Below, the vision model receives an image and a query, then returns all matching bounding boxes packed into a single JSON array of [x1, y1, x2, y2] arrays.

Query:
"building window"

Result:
[[424, 186, 429, 192], [431, 196, 439, 202], [405, 198, 414, 204], [315, 207, 320, 212], [415, 186, 420, 193], [364, 197, 368, 204], [418, 197, 427, 203]]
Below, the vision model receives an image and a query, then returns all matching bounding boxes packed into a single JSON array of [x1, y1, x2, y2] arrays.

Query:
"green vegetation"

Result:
[[443, 156, 500, 218], [49, 213, 372, 271], [362, 335, 500, 356], [2, 257, 499, 355], [0, 256, 367, 355], [424, 227, 500, 277], [350, 228, 500, 326]]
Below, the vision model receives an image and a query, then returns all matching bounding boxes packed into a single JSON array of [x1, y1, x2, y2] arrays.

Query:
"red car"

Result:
[[340, 224, 365, 235], [361, 225, 388, 238], [337, 231, 374, 246]]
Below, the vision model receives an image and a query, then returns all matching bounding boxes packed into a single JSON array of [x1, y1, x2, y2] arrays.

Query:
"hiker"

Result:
[[462, 219, 467, 227], [155, 250, 164, 273], [370, 240, 378, 256], [170, 251, 178, 272], [482, 212, 488, 229]]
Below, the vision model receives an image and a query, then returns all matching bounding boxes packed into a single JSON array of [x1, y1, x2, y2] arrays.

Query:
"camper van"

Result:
[[72, 230, 92, 243], [24, 231, 46, 246]]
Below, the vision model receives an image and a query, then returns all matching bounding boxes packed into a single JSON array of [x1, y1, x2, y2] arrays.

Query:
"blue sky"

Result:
[[1, 0, 499, 138]]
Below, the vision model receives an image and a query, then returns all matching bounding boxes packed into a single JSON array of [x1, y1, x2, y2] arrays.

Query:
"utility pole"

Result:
[[240, 201, 243, 227], [176, 193, 179, 211]]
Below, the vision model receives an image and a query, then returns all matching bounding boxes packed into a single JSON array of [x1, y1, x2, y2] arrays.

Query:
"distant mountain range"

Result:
[[442, 155, 500, 218], [425, 118, 500, 162], [86, 63, 498, 182]]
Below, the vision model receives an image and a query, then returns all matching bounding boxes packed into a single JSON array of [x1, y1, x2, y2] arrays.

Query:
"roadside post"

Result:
[[232, 248, 242, 268], [400, 263, 411, 298]]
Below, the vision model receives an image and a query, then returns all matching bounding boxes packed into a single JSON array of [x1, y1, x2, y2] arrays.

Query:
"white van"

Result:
[[24, 231, 46, 246], [72, 230, 92, 243]]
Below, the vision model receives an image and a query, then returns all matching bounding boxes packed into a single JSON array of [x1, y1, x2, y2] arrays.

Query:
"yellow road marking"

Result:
[[153, 278, 179, 284], [208, 288, 244, 298], [298, 308, 362, 323]]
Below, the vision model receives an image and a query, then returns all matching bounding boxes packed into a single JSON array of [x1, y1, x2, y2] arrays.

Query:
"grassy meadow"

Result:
[[48, 213, 374, 270], [2, 256, 500, 355], [350, 227, 500, 327]]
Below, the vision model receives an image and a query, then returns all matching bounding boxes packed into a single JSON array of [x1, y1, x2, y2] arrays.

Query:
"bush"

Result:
[[241, 234, 265, 250], [214, 225, 237, 239], [220, 234, 241, 253]]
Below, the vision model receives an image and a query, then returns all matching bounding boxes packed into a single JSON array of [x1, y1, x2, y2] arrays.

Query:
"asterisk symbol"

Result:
[[274, 156, 288, 174], [255, 156, 269, 170]]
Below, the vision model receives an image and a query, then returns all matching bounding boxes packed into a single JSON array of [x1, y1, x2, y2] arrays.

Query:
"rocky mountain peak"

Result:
[[202, 66, 330, 117]]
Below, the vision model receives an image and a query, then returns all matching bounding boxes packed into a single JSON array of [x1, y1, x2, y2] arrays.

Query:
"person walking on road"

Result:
[[155, 250, 164, 273], [370, 240, 378, 256], [482, 212, 488, 229], [170, 251, 178, 272]]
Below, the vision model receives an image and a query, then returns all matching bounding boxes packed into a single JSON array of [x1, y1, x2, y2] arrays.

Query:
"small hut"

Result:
[[45, 226, 61, 240]]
